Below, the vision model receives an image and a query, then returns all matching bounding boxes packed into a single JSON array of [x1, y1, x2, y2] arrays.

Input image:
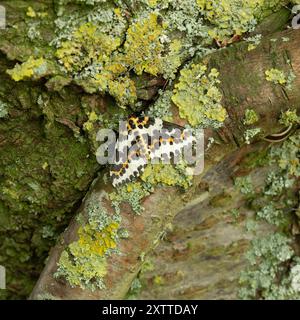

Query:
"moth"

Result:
[[292, 5, 300, 29], [110, 116, 195, 187]]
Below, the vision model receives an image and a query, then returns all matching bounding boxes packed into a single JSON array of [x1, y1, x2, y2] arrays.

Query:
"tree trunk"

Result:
[[0, 1, 299, 300], [31, 26, 300, 299]]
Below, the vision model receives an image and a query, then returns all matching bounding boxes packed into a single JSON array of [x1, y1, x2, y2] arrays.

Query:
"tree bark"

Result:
[[30, 26, 300, 300]]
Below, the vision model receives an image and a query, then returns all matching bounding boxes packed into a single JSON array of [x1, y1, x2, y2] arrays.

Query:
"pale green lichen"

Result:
[[256, 203, 288, 227], [234, 176, 254, 195], [264, 171, 294, 197], [262, 135, 300, 199], [172, 63, 227, 128], [229, 208, 240, 222], [109, 182, 153, 215], [239, 133, 300, 299], [127, 278, 143, 300], [239, 233, 299, 300], [245, 219, 258, 233], [146, 89, 173, 122], [244, 128, 261, 144], [42, 225, 56, 239], [291, 263, 300, 293], [160, 39, 184, 80], [27, 23, 42, 41], [0, 100, 9, 118], [245, 34, 262, 51], [269, 134, 300, 180], [52, 4, 127, 46], [260, 134, 300, 203]]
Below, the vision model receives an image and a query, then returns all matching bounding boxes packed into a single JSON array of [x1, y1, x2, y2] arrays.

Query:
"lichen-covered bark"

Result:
[[30, 26, 300, 299], [136, 146, 273, 299], [0, 0, 299, 300], [0, 52, 103, 299], [0, 1, 104, 298]]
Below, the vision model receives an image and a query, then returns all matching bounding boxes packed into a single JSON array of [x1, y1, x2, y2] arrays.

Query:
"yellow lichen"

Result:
[[279, 109, 300, 127], [83, 111, 100, 132], [244, 109, 259, 125], [78, 222, 119, 256], [123, 13, 166, 76], [172, 63, 227, 128], [153, 275, 165, 285], [55, 204, 121, 291], [148, 0, 160, 7], [141, 164, 193, 190], [265, 68, 287, 85], [56, 22, 121, 73], [197, 0, 282, 42], [53, 12, 185, 108], [161, 39, 183, 79], [26, 6, 36, 18], [108, 77, 137, 107], [7, 57, 48, 82], [56, 246, 108, 290], [26, 6, 48, 18], [42, 162, 49, 170], [113, 8, 122, 17]]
